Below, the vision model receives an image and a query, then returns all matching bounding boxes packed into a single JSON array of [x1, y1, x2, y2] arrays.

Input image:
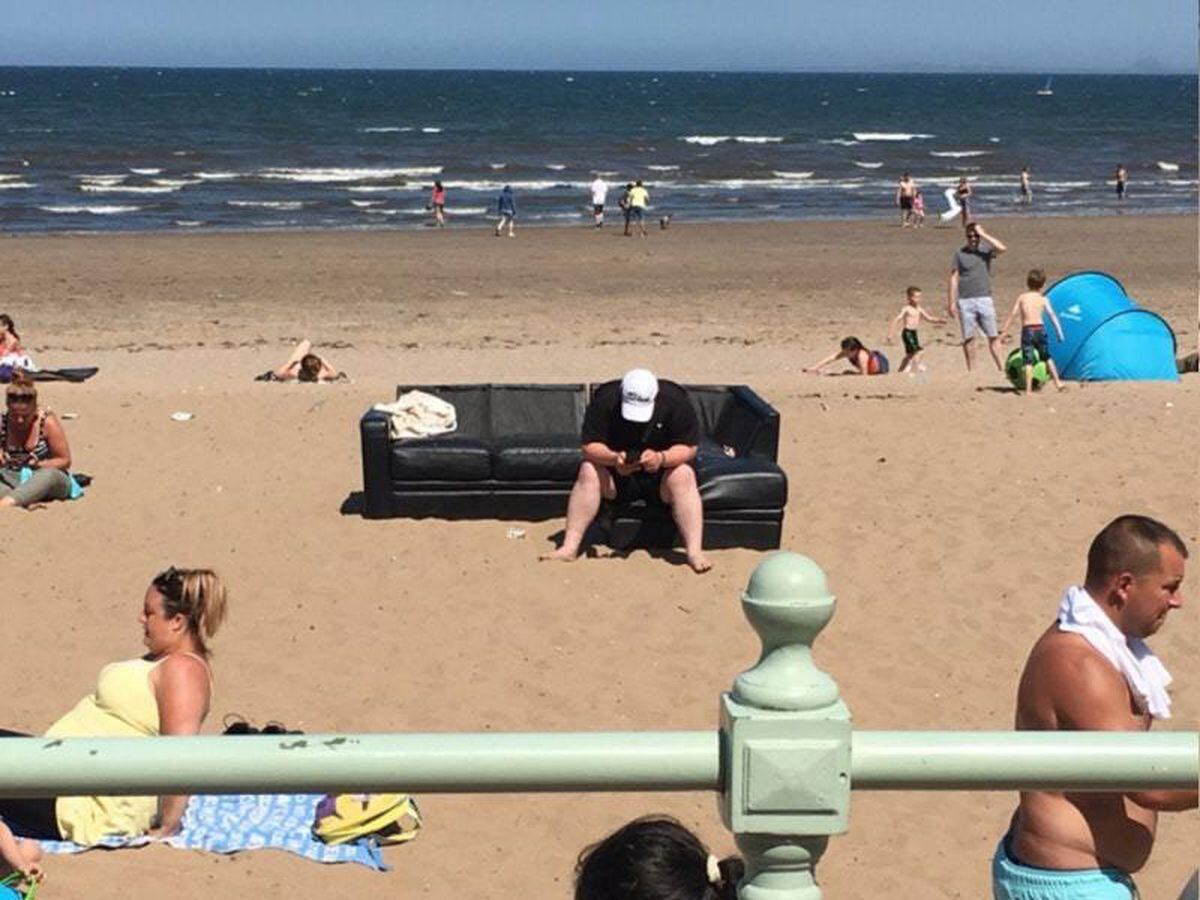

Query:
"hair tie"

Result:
[[706, 853, 721, 885]]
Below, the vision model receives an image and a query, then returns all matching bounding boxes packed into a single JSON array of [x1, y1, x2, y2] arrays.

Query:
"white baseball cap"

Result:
[[620, 368, 658, 422]]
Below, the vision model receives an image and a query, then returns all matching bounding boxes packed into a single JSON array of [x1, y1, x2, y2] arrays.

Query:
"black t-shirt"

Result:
[[580, 380, 700, 453]]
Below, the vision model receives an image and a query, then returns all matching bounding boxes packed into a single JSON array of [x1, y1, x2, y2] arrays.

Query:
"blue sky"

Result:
[[4, 0, 1196, 72]]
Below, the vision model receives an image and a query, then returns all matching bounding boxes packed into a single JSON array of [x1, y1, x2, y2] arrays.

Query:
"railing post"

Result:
[[720, 552, 851, 900]]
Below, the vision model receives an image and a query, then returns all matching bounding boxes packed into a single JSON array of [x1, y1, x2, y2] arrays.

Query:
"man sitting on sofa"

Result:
[[541, 368, 712, 573]]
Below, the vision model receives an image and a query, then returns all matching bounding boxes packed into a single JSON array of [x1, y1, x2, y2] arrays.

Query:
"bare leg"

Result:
[[1047, 359, 1067, 391], [961, 337, 976, 371], [1023, 364, 1034, 395], [898, 353, 913, 373], [986, 336, 1005, 371], [541, 462, 613, 561], [661, 464, 711, 573], [274, 339, 312, 379]]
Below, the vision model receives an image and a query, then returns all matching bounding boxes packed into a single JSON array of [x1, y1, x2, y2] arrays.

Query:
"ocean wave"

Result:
[[930, 150, 989, 158], [438, 179, 566, 192], [361, 126, 413, 133], [853, 161, 883, 169], [680, 135, 731, 146], [547, 164, 567, 171], [488, 163, 507, 169], [988, 137, 1002, 143], [227, 200, 306, 209], [174, 220, 203, 227], [773, 171, 814, 179], [734, 136, 783, 143], [1156, 161, 1180, 172], [41, 205, 141, 215], [593, 170, 620, 176], [152, 178, 200, 188], [645, 165, 679, 171], [344, 184, 423, 193], [193, 171, 241, 181], [0, 174, 24, 181], [351, 199, 384, 207], [76, 174, 128, 185], [80, 183, 181, 194], [819, 138, 861, 146], [421, 127, 442, 133], [130, 167, 163, 175], [363, 208, 403, 215], [0, 181, 34, 190], [449, 206, 488, 215], [258, 166, 442, 183], [852, 132, 934, 141], [1166, 179, 1199, 186]]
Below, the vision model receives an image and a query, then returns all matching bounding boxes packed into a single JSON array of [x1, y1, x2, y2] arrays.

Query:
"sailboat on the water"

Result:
[[1036, 76, 1054, 96]]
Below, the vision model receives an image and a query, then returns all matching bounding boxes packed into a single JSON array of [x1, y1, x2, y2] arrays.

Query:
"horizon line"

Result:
[[0, 63, 1194, 76]]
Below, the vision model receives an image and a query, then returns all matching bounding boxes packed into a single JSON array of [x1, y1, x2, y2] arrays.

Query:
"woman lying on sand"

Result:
[[0, 375, 75, 509], [0, 567, 228, 845], [803, 337, 890, 376], [257, 339, 344, 383]]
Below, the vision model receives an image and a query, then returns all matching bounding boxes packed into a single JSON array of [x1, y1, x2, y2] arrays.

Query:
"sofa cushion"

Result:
[[391, 436, 493, 481], [695, 451, 787, 510], [493, 433, 582, 481], [490, 385, 586, 438]]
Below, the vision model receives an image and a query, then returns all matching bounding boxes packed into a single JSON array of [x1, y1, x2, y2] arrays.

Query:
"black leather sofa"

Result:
[[359, 383, 787, 549]]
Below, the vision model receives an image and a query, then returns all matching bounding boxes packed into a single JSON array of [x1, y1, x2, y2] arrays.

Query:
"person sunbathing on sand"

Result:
[[803, 337, 889, 376], [541, 368, 712, 573], [260, 339, 343, 383]]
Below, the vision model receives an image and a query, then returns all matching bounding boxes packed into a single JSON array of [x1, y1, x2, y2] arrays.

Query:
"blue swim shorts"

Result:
[[992, 836, 1138, 900]]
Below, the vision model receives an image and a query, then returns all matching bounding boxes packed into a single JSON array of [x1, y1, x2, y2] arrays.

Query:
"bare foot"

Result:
[[687, 552, 713, 574], [539, 547, 580, 563], [1056, 383, 1069, 392]]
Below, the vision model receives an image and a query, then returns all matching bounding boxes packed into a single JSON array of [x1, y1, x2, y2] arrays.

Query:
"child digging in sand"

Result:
[[1000, 268, 1067, 395], [803, 337, 889, 376], [886, 285, 945, 373], [0, 816, 42, 897]]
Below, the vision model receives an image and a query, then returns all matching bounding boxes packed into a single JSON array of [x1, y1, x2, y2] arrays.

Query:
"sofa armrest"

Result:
[[715, 386, 780, 461], [360, 409, 394, 518]]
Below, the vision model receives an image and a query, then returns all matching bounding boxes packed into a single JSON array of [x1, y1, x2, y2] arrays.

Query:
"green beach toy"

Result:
[[1005, 348, 1049, 391]]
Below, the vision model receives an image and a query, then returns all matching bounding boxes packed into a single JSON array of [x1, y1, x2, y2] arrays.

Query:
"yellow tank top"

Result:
[[46, 657, 163, 844]]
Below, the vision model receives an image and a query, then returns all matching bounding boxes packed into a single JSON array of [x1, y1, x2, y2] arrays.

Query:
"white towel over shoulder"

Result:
[[1057, 585, 1173, 719], [373, 390, 457, 440]]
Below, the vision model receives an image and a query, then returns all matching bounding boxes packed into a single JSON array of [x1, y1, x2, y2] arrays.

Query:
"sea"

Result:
[[0, 68, 1195, 234]]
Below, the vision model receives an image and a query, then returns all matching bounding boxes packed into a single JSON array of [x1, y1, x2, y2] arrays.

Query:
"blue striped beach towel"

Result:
[[40, 793, 388, 870]]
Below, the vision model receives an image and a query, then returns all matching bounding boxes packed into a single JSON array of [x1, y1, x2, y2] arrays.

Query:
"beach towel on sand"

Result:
[[39, 793, 389, 870], [372, 390, 457, 439]]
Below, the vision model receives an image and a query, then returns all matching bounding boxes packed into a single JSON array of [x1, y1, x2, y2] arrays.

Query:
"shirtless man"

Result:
[[896, 172, 917, 227], [999, 268, 1066, 394], [994, 515, 1197, 900]]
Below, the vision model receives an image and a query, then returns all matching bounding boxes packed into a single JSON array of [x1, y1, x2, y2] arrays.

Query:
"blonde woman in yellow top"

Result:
[[0, 567, 228, 846]]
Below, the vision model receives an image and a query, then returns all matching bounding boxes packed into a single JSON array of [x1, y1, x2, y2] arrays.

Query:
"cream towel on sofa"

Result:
[[373, 390, 457, 439]]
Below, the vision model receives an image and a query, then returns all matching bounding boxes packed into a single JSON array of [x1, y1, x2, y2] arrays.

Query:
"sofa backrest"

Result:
[[681, 385, 733, 438], [490, 384, 587, 437], [395, 385, 491, 440]]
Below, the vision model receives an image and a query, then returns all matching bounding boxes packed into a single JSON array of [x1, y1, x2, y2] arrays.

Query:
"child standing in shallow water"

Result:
[[886, 286, 945, 373], [1000, 268, 1067, 395]]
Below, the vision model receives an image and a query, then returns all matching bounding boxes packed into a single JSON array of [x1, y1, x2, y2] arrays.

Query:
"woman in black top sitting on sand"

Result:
[[0, 374, 74, 509]]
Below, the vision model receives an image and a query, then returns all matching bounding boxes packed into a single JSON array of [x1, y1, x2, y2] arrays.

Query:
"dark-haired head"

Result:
[[1026, 268, 1046, 290], [575, 816, 742, 900], [840, 337, 864, 354], [1085, 515, 1187, 593], [298, 354, 323, 382], [0, 314, 16, 339], [4, 371, 37, 407], [434, 180, 443, 190]]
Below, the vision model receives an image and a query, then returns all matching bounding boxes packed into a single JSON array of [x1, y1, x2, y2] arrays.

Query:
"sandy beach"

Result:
[[2, 213, 1196, 899]]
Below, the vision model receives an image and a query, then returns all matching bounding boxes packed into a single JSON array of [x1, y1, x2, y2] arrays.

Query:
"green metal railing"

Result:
[[1, 553, 1195, 899]]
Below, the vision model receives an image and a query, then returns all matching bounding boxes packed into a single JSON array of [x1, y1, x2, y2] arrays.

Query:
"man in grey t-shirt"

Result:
[[947, 221, 1007, 371]]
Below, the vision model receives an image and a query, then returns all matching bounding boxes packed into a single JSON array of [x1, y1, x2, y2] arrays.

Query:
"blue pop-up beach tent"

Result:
[[1044, 271, 1178, 382]]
